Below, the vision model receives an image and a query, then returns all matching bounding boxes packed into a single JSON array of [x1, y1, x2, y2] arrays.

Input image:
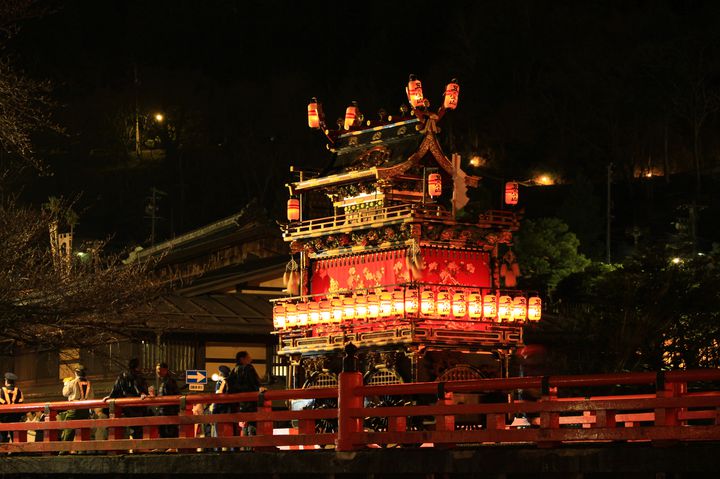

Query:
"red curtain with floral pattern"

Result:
[[310, 247, 491, 295]]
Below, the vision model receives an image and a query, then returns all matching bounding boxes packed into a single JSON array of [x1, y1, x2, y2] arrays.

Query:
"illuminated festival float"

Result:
[[273, 76, 541, 391]]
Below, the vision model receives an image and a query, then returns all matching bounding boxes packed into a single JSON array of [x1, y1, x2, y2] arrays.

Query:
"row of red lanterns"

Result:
[[307, 76, 460, 131], [406, 74, 460, 110], [273, 289, 541, 329], [287, 178, 519, 221]]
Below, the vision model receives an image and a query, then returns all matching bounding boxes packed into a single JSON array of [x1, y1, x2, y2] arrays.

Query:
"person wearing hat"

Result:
[[60, 365, 93, 442], [210, 365, 231, 443], [0, 372, 24, 443]]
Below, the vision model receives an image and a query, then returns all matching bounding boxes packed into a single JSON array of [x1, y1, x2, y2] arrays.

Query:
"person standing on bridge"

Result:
[[60, 365, 93, 442], [154, 362, 180, 440], [210, 365, 231, 450], [103, 358, 149, 440], [228, 351, 266, 437], [0, 372, 23, 443]]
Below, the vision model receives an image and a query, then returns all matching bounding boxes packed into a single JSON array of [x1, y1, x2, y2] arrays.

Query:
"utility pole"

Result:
[[606, 163, 612, 263], [145, 187, 167, 246], [134, 63, 141, 158]]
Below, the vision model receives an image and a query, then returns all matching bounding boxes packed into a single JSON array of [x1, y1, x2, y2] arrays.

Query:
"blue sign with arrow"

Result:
[[185, 370, 207, 384]]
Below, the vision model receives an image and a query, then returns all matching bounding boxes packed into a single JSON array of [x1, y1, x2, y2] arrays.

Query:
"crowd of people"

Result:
[[0, 350, 265, 452]]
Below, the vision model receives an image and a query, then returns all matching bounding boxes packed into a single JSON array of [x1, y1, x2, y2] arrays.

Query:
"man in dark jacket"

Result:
[[103, 358, 148, 439], [155, 362, 180, 439], [228, 351, 265, 436]]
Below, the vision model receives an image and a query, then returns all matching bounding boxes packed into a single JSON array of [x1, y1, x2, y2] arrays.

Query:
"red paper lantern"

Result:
[[443, 79, 460, 110], [287, 197, 300, 221], [406, 74, 424, 108], [428, 173, 442, 197], [344, 102, 358, 130], [307, 98, 321, 129], [505, 182, 519, 205]]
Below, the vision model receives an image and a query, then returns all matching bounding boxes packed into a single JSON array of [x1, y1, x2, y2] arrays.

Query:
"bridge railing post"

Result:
[[179, 396, 195, 453], [538, 382, 560, 448], [336, 343, 363, 452], [655, 373, 686, 428], [254, 392, 274, 451], [434, 386, 456, 449]]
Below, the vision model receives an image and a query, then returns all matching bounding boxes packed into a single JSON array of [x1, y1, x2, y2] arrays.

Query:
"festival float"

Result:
[[273, 76, 541, 392]]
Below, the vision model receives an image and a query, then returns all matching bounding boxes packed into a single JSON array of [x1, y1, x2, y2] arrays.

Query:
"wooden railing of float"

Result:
[[0, 369, 718, 454]]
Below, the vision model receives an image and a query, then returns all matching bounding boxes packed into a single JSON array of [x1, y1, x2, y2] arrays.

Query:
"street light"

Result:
[[154, 113, 164, 122]]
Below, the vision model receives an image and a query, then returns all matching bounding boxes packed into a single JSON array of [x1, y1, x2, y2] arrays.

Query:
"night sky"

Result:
[[7, 0, 720, 254]]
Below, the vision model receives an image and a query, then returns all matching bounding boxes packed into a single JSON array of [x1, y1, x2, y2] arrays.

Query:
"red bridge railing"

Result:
[[0, 369, 718, 454]]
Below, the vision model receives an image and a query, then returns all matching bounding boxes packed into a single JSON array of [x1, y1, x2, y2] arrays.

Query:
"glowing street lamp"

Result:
[[154, 113, 164, 122]]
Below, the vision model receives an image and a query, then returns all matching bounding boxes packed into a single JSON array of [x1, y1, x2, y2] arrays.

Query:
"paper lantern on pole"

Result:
[[420, 289, 435, 316], [331, 298, 343, 323], [392, 289, 405, 317], [505, 182, 519, 205], [319, 299, 332, 323], [528, 297, 542, 322], [343, 297, 356, 321], [308, 301, 321, 325], [366, 292, 380, 319], [428, 173, 442, 198], [344, 101, 359, 130], [296, 302, 309, 326], [512, 296, 527, 322], [452, 291, 467, 318], [354, 294, 367, 320], [287, 196, 300, 221], [307, 98, 321, 129], [436, 290, 451, 317], [443, 79, 460, 110], [379, 290, 393, 318], [498, 295, 513, 321], [467, 292, 482, 319], [285, 304, 298, 327], [273, 304, 286, 329], [405, 288, 419, 316], [406, 74, 424, 108], [483, 294, 497, 320]]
